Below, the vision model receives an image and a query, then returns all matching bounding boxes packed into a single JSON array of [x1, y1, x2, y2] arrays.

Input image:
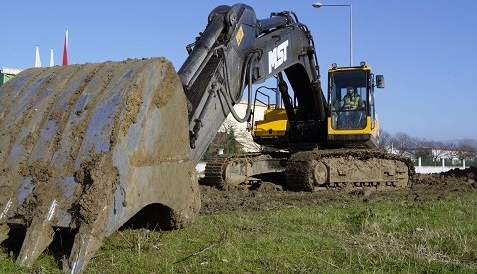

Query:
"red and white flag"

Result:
[[62, 29, 68, 66]]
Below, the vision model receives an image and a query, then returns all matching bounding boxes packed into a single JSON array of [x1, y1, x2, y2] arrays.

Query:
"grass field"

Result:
[[1, 190, 477, 273]]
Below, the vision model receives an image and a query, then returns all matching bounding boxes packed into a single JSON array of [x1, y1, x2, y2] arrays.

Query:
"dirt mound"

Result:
[[414, 166, 476, 187]]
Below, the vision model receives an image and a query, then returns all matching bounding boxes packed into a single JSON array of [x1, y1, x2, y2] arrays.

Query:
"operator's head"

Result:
[[346, 86, 355, 94]]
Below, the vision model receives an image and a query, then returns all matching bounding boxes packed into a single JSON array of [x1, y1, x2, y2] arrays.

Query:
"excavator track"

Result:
[[203, 153, 287, 187], [202, 149, 413, 192], [286, 149, 414, 191]]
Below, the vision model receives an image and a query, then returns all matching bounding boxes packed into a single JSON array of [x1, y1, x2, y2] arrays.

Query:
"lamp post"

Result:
[[312, 2, 353, 66]]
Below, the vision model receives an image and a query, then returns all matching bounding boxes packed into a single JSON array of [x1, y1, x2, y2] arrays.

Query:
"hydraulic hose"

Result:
[[219, 51, 258, 123]]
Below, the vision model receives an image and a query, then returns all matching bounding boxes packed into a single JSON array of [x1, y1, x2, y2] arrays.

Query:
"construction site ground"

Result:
[[1, 166, 476, 273], [199, 166, 477, 215]]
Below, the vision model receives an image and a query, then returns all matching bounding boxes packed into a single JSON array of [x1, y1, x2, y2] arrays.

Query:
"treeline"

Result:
[[377, 130, 477, 166]]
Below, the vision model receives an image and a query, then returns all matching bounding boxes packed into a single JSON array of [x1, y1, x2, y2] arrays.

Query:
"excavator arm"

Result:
[[179, 4, 258, 163], [179, 4, 327, 163]]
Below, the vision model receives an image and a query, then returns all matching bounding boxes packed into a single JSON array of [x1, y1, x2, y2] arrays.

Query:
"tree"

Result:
[[410, 137, 433, 165], [391, 132, 415, 157], [201, 120, 246, 161], [377, 129, 393, 151], [457, 138, 477, 166], [427, 140, 450, 165]]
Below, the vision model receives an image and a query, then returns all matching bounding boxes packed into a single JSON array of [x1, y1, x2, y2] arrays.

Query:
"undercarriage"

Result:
[[202, 149, 414, 192]]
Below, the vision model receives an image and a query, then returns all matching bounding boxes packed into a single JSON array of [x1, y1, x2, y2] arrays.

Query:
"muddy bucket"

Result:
[[0, 58, 200, 273]]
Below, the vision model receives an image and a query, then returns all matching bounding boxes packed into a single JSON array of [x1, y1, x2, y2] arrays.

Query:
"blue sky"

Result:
[[1, 0, 476, 141]]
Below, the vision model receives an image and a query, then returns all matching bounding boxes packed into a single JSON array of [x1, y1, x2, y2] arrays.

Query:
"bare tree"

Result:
[[427, 140, 450, 163], [442, 142, 459, 163], [457, 138, 477, 165], [391, 132, 415, 156], [377, 129, 393, 151], [413, 137, 434, 165]]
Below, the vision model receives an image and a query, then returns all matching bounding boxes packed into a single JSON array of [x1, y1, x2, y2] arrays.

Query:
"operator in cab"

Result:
[[342, 86, 362, 110], [339, 86, 363, 128]]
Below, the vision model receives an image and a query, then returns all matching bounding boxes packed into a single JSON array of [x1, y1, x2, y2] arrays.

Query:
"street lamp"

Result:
[[312, 2, 353, 66]]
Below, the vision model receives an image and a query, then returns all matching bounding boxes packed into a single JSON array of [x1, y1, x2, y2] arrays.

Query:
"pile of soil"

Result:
[[198, 166, 477, 215]]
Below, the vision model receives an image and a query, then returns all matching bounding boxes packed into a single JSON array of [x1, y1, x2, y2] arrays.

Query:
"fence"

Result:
[[415, 157, 467, 174]]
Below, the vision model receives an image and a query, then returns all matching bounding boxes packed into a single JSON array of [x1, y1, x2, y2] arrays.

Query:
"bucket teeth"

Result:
[[0, 224, 9, 244], [0, 197, 14, 244], [66, 223, 108, 274], [16, 199, 58, 267], [66, 203, 110, 273]]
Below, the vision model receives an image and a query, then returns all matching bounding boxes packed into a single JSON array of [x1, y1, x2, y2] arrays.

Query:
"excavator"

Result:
[[204, 61, 413, 190], [0, 3, 412, 273]]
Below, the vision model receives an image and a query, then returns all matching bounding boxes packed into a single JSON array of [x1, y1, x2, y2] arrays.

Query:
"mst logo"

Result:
[[268, 40, 289, 74]]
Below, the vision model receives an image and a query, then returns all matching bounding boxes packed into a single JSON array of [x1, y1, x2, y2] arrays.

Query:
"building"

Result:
[[0, 67, 22, 86], [220, 100, 268, 152]]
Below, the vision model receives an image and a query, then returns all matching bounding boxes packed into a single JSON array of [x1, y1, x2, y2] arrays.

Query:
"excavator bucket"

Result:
[[0, 57, 200, 273]]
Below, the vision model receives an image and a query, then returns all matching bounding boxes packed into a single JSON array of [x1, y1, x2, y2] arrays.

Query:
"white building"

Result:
[[219, 100, 268, 152]]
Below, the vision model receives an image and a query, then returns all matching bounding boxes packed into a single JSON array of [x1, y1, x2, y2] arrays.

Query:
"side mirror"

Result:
[[376, 75, 385, 88]]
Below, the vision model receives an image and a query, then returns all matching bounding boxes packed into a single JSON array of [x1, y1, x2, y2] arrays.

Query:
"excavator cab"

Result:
[[252, 62, 385, 151], [326, 62, 384, 149]]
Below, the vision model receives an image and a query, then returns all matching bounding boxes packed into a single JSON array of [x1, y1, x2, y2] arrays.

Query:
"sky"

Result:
[[1, 0, 476, 141]]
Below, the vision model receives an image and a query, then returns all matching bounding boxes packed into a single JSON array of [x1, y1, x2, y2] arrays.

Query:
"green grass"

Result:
[[2, 192, 477, 273]]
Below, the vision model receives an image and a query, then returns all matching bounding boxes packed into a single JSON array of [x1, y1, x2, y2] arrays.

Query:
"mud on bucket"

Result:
[[0, 57, 200, 273]]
